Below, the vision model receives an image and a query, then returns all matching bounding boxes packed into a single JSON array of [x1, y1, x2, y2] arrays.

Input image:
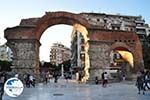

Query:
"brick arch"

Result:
[[109, 41, 144, 71], [109, 42, 135, 65], [4, 11, 144, 82], [34, 11, 91, 40], [109, 42, 134, 54]]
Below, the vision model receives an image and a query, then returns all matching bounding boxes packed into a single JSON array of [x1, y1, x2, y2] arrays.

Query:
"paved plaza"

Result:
[[3, 79, 150, 100]]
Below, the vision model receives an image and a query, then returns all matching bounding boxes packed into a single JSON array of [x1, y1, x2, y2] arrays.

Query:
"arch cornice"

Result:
[[4, 26, 36, 39], [109, 42, 134, 53]]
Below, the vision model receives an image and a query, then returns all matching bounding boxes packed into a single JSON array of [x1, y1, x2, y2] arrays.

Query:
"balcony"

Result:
[[136, 31, 146, 35], [135, 20, 145, 24], [136, 26, 146, 30]]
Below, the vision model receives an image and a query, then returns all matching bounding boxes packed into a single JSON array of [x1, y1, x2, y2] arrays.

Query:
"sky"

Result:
[[0, 0, 150, 62]]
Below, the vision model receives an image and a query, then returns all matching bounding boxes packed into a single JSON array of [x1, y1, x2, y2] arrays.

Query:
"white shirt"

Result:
[[15, 74, 19, 78], [104, 73, 108, 80], [29, 75, 34, 81]]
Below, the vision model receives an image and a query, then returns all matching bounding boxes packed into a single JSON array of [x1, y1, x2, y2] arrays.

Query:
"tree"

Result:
[[39, 61, 59, 74], [0, 60, 12, 71], [143, 35, 150, 69], [61, 60, 71, 72]]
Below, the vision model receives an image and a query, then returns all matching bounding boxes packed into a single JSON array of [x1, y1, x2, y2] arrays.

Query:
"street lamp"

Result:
[[61, 64, 64, 78]]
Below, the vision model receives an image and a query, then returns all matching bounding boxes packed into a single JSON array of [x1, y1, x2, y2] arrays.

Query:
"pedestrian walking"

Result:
[[53, 72, 58, 83], [65, 72, 69, 83], [29, 75, 35, 87], [25, 74, 30, 88], [101, 72, 105, 87], [103, 72, 108, 87], [136, 72, 145, 94], [122, 74, 126, 81], [0, 72, 7, 100], [95, 76, 99, 84], [78, 72, 82, 83], [143, 70, 150, 90], [102, 72, 108, 87], [45, 72, 49, 84]]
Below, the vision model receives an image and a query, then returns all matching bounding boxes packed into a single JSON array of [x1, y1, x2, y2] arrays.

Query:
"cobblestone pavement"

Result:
[[2, 79, 150, 100]]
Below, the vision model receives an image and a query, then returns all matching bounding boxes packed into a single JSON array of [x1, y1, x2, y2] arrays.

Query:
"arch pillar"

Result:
[[88, 41, 110, 83], [133, 54, 144, 72], [132, 39, 145, 72], [4, 26, 40, 79], [7, 39, 40, 77]]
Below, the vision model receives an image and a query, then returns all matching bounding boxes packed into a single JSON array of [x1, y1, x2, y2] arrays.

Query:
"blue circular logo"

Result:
[[4, 77, 24, 97]]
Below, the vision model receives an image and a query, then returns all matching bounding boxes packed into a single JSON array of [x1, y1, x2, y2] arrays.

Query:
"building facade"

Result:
[[50, 43, 71, 66], [0, 44, 13, 61], [81, 13, 150, 44]]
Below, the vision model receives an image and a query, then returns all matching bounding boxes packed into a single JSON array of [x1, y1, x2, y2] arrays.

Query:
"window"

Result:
[[128, 40, 131, 42], [112, 26, 115, 30]]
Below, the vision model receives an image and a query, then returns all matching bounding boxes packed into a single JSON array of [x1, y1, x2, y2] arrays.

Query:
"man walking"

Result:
[[136, 72, 145, 94], [0, 72, 7, 100], [103, 72, 108, 87]]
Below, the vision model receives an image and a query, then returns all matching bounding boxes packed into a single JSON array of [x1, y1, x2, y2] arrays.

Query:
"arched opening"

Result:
[[109, 46, 134, 80], [40, 24, 72, 62], [39, 24, 72, 81], [40, 24, 89, 82], [35, 13, 89, 82]]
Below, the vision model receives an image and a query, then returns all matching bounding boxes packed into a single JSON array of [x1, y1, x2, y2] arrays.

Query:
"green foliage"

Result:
[[39, 61, 59, 71], [0, 60, 12, 71], [143, 35, 150, 69], [61, 60, 71, 72], [39, 60, 71, 72]]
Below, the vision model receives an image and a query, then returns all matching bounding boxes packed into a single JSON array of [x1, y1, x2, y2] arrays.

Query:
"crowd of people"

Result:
[[0, 69, 150, 99], [40, 71, 72, 84], [136, 70, 150, 94], [93, 70, 150, 94]]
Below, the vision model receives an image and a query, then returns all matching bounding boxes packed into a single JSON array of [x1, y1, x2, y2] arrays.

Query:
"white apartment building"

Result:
[[81, 13, 150, 43], [50, 43, 71, 65]]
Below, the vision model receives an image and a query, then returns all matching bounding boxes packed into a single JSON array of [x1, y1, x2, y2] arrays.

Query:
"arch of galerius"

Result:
[[4, 11, 144, 82]]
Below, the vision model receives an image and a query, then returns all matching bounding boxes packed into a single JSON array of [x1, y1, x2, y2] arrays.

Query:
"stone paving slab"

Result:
[[2, 80, 150, 100]]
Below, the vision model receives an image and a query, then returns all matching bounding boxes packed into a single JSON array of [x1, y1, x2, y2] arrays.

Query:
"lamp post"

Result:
[[61, 64, 64, 78], [70, 67, 73, 79]]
